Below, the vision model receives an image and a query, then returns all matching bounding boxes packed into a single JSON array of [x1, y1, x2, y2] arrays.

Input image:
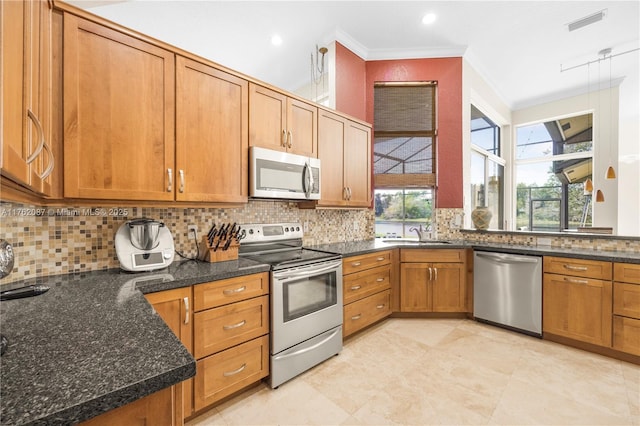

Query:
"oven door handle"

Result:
[[273, 260, 342, 280], [272, 327, 341, 361]]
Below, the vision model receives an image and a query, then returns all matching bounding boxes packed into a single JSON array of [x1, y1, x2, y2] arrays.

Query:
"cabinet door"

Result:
[[400, 263, 430, 312], [431, 263, 465, 312], [317, 110, 346, 206], [344, 120, 371, 207], [249, 83, 287, 152], [543, 273, 612, 347], [176, 56, 248, 203], [80, 387, 175, 426], [1, 0, 53, 194], [145, 287, 193, 420], [287, 98, 317, 157], [63, 14, 175, 200]]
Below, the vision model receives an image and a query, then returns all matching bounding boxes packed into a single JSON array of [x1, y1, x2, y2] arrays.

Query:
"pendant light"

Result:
[[595, 189, 605, 203], [602, 48, 617, 179], [584, 178, 593, 194]]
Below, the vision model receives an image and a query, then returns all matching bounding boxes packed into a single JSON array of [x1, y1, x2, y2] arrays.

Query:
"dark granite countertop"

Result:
[[0, 258, 270, 425], [310, 239, 640, 264]]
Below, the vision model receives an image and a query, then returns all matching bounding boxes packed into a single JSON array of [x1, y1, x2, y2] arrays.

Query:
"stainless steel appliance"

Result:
[[473, 251, 542, 336], [115, 218, 175, 272], [239, 222, 342, 388], [249, 146, 320, 200]]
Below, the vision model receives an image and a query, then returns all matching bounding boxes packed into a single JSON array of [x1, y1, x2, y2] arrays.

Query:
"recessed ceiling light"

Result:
[[422, 13, 436, 25], [271, 35, 283, 46]]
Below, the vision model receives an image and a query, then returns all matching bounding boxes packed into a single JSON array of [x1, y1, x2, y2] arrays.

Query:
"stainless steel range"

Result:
[[239, 223, 343, 388]]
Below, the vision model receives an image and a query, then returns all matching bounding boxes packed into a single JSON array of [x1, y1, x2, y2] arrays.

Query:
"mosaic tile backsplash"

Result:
[[0, 200, 375, 283]]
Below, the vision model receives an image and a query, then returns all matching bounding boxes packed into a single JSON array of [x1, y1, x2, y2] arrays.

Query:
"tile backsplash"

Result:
[[0, 200, 374, 283]]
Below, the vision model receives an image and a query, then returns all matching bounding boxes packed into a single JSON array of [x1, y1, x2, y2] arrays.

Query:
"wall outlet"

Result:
[[187, 225, 198, 237]]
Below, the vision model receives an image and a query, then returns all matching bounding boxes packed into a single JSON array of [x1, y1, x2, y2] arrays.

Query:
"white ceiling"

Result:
[[70, 0, 639, 111]]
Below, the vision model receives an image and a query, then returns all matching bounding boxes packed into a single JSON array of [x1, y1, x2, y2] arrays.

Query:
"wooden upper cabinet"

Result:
[[63, 13, 175, 201], [317, 110, 372, 207], [249, 83, 317, 157], [1, 0, 55, 195], [176, 56, 248, 203]]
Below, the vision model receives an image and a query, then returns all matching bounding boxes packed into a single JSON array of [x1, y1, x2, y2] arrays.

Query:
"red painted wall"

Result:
[[335, 42, 367, 121], [365, 58, 464, 208]]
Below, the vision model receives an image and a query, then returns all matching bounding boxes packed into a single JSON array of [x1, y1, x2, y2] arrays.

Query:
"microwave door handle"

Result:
[[303, 162, 313, 199]]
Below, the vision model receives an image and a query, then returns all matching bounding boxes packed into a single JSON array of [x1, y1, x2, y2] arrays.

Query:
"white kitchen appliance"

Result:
[[115, 218, 175, 272]]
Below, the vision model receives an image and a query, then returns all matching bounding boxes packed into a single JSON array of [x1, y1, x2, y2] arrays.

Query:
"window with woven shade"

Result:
[[373, 82, 437, 188]]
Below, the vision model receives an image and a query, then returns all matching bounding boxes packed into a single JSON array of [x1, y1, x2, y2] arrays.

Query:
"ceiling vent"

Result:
[[567, 10, 607, 32]]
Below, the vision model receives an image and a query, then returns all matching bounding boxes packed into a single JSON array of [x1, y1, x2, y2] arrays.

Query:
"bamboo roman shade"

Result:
[[373, 82, 437, 188]]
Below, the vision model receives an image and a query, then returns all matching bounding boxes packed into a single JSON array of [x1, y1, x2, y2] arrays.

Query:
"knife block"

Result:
[[199, 236, 239, 263]]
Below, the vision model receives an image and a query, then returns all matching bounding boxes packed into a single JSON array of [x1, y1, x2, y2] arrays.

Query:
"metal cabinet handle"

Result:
[[376, 278, 385, 282], [37, 142, 54, 179], [183, 297, 189, 325], [223, 363, 246, 377], [428, 267, 433, 281], [26, 110, 45, 164], [376, 304, 385, 309], [223, 320, 246, 330], [346, 187, 352, 200], [350, 285, 361, 291], [351, 262, 361, 267], [167, 168, 173, 192], [563, 277, 589, 284], [282, 129, 287, 147], [179, 170, 185, 193], [563, 264, 588, 272], [223, 286, 246, 295], [377, 257, 385, 261], [434, 267, 438, 281], [287, 130, 292, 148], [351, 314, 362, 320], [343, 187, 348, 200]]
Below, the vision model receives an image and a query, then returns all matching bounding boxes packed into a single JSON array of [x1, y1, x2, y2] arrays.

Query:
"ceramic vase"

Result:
[[471, 206, 492, 230]]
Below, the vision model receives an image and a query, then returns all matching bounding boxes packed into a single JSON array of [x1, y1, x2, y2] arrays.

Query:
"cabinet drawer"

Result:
[[613, 316, 640, 356], [400, 249, 464, 263], [544, 256, 612, 280], [613, 282, 640, 319], [194, 273, 269, 311], [614, 263, 640, 285], [343, 264, 391, 304], [343, 250, 392, 275], [343, 290, 391, 337], [194, 335, 269, 411], [194, 295, 269, 358]]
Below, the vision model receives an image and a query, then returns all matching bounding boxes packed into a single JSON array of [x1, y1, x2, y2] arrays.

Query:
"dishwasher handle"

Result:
[[475, 252, 541, 264]]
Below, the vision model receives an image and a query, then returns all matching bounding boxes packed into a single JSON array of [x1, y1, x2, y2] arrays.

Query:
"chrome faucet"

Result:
[[409, 224, 428, 241]]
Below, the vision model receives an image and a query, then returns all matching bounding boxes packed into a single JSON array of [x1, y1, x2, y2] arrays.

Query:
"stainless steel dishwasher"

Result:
[[473, 251, 542, 337]]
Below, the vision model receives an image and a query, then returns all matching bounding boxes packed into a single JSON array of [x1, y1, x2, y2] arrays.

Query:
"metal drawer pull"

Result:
[[376, 278, 385, 282], [351, 262, 361, 267], [26, 110, 45, 164], [183, 297, 189, 325], [376, 304, 385, 309], [351, 314, 362, 320], [377, 257, 385, 261], [167, 168, 173, 192], [223, 286, 246, 295], [563, 277, 589, 284], [563, 264, 588, 271], [350, 285, 361, 291], [223, 363, 246, 377], [223, 320, 246, 330]]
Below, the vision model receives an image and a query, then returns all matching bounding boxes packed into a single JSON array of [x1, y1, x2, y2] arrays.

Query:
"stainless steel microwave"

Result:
[[250, 147, 321, 200]]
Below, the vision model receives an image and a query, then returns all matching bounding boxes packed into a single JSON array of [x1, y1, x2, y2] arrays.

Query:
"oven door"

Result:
[[272, 259, 343, 354]]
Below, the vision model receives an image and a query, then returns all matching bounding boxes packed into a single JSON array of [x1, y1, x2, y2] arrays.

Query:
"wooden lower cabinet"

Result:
[[344, 289, 391, 337], [399, 250, 466, 313], [543, 272, 612, 347], [613, 316, 640, 356], [613, 263, 640, 356], [194, 335, 269, 411], [80, 387, 176, 426]]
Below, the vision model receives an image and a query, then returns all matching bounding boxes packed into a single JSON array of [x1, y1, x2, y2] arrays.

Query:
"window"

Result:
[[515, 113, 593, 231], [373, 82, 437, 238], [470, 105, 504, 229]]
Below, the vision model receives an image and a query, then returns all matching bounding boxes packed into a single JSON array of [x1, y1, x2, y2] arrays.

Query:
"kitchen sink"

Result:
[[381, 239, 452, 245]]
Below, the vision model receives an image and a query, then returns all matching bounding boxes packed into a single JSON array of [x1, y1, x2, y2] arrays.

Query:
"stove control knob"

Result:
[[248, 229, 254, 235], [285, 227, 290, 232], [296, 226, 300, 231]]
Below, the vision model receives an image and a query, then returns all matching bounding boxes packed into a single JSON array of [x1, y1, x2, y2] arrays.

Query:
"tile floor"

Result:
[[186, 318, 640, 425]]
